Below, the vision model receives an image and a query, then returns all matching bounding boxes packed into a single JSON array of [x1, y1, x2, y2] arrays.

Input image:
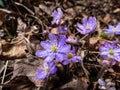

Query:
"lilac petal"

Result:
[[43, 62, 49, 68], [35, 70, 47, 80], [104, 29, 114, 34], [115, 31, 120, 35], [49, 33, 57, 41], [58, 44, 71, 53], [98, 79, 105, 86], [75, 56, 83, 61], [57, 8, 63, 16], [77, 23, 85, 31], [44, 54, 55, 62], [116, 23, 120, 29], [52, 10, 57, 17], [40, 41, 52, 50], [58, 35, 66, 46], [109, 25, 114, 29], [104, 42, 113, 49], [114, 55, 120, 62], [112, 41, 118, 47], [88, 17, 96, 24], [72, 56, 80, 63], [35, 50, 48, 58], [58, 25, 68, 35], [114, 48, 120, 53], [100, 51, 109, 56], [63, 59, 70, 65], [99, 46, 109, 51], [36, 69, 44, 73], [114, 56, 120, 62], [82, 17, 87, 25], [56, 19, 60, 25], [115, 23, 120, 34], [51, 20, 56, 25], [56, 53, 65, 62], [50, 66, 57, 74]]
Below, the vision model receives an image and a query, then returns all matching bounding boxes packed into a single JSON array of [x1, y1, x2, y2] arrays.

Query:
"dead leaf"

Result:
[[103, 14, 110, 24], [0, 39, 26, 60], [89, 37, 100, 45]]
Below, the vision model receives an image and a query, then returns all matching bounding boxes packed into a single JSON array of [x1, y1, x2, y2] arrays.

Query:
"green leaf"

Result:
[[0, 0, 4, 7]]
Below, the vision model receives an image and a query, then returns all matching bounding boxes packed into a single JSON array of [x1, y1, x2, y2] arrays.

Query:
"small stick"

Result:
[[0, 61, 9, 88]]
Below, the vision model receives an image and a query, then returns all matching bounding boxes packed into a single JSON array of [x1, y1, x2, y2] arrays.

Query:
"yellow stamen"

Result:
[[109, 50, 114, 55], [45, 68, 50, 73], [67, 53, 73, 59], [114, 28, 117, 31], [51, 45, 57, 52]]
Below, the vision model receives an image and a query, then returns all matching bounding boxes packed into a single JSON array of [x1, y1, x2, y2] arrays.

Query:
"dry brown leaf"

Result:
[[103, 14, 110, 24], [12, 58, 44, 87], [51, 27, 58, 34], [0, 39, 26, 60], [59, 78, 88, 90], [89, 37, 100, 45]]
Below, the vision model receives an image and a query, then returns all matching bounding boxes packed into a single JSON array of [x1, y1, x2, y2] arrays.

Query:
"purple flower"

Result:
[[104, 23, 120, 35], [58, 25, 68, 35], [63, 48, 83, 65], [102, 59, 116, 67], [99, 41, 120, 62], [66, 35, 78, 44], [77, 17, 97, 35], [36, 33, 71, 62], [52, 8, 63, 25], [35, 62, 57, 80]]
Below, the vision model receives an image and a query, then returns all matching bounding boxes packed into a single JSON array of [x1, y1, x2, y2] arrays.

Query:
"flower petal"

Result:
[[50, 66, 57, 74], [82, 17, 87, 25], [58, 44, 71, 54], [77, 23, 85, 31], [35, 50, 48, 58], [114, 55, 120, 62], [35, 69, 47, 80], [99, 46, 109, 51], [58, 35, 66, 46], [63, 59, 70, 65], [49, 33, 57, 42], [40, 41, 52, 50], [44, 54, 55, 62], [56, 53, 65, 62]]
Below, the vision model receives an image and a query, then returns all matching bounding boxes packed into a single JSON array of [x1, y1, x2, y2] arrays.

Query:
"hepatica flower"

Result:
[[66, 35, 78, 44], [99, 41, 120, 62], [77, 17, 97, 35], [52, 8, 63, 25], [104, 23, 120, 35], [36, 33, 71, 62], [35, 62, 57, 80], [58, 25, 68, 35], [63, 48, 83, 65]]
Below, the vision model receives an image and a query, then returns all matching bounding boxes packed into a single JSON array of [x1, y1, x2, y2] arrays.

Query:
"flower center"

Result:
[[45, 68, 50, 73], [51, 45, 57, 52], [114, 28, 117, 32], [67, 53, 73, 59], [109, 50, 114, 55]]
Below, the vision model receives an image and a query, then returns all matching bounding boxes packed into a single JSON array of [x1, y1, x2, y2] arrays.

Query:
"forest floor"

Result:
[[0, 0, 120, 90]]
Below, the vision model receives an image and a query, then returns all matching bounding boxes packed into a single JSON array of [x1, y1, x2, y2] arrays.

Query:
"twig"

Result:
[[1, 61, 8, 84], [0, 9, 11, 13], [14, 2, 34, 15], [81, 61, 89, 81], [0, 61, 9, 89]]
